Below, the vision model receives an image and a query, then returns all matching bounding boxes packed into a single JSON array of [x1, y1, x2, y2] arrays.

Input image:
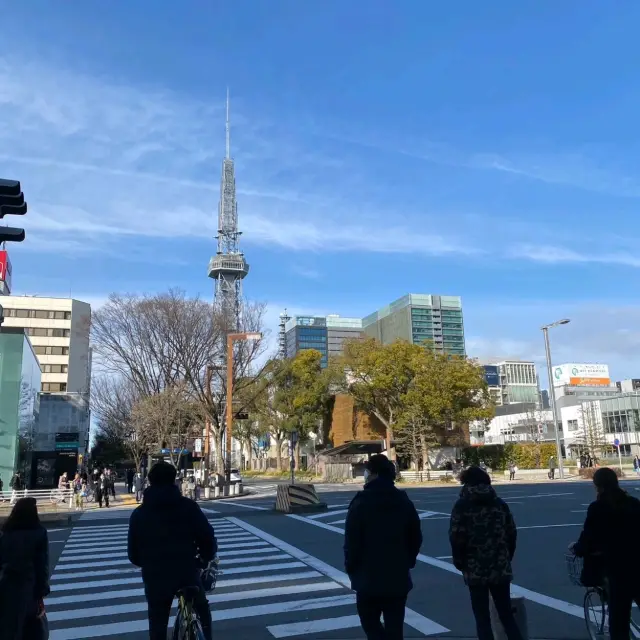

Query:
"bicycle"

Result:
[[172, 558, 221, 640], [566, 554, 640, 639], [49, 488, 68, 505]]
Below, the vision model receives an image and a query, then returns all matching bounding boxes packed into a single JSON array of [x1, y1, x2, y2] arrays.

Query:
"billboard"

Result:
[[553, 363, 610, 388], [0, 250, 12, 294], [483, 365, 500, 387]]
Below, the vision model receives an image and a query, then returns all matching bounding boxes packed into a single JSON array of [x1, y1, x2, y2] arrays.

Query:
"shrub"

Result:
[[461, 443, 559, 471], [578, 466, 624, 480], [439, 474, 455, 483]]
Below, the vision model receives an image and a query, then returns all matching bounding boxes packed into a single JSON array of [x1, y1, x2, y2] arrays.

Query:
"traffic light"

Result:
[[0, 178, 27, 243]]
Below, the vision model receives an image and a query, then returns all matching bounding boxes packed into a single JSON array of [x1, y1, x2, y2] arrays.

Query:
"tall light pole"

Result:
[[542, 318, 571, 479], [226, 332, 261, 485]]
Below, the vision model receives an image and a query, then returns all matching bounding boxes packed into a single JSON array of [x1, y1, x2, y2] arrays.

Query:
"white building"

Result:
[[0, 296, 91, 393], [471, 407, 558, 446], [481, 360, 540, 406]]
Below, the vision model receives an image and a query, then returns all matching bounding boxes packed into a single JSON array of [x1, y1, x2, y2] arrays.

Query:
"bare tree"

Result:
[[92, 376, 151, 471], [91, 290, 270, 473], [574, 403, 610, 462]]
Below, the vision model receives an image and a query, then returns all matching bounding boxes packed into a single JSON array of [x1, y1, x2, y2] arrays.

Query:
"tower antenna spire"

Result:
[[225, 87, 230, 159]]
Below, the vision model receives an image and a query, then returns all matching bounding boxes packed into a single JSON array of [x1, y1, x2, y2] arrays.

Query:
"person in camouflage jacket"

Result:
[[449, 466, 522, 640]]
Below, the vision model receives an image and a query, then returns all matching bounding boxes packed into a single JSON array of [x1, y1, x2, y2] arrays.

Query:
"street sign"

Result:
[[614, 438, 620, 447], [194, 438, 202, 454]]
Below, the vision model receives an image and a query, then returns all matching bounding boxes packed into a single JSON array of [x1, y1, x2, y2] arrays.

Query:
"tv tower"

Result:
[[208, 89, 249, 329]]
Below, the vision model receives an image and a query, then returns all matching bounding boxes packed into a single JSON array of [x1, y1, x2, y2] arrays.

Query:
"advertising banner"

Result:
[[483, 365, 500, 387], [553, 363, 610, 387], [0, 250, 12, 294]]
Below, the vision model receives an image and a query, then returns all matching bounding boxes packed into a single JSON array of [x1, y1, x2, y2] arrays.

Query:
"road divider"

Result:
[[275, 484, 328, 514]]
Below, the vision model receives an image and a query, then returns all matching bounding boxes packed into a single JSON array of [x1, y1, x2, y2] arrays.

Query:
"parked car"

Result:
[[230, 469, 242, 484]]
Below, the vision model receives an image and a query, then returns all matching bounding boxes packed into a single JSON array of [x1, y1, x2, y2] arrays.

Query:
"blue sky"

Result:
[[2, 1, 640, 381]]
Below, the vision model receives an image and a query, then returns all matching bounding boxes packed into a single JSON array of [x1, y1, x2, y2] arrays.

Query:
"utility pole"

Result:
[[542, 319, 571, 480], [203, 364, 213, 487]]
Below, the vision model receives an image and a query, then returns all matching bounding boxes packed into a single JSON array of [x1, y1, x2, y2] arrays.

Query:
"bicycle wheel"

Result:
[[584, 588, 607, 640], [49, 490, 59, 504]]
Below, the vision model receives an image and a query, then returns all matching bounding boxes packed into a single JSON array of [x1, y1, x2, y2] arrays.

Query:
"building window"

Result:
[[42, 382, 68, 392], [25, 328, 71, 338], [43, 364, 69, 374], [34, 346, 70, 356], [567, 419, 578, 432]]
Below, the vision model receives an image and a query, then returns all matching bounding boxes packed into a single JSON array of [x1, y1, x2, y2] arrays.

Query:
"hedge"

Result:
[[461, 443, 559, 471], [578, 466, 623, 480]]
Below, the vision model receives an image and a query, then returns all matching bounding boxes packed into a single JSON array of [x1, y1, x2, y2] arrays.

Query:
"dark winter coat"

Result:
[[449, 483, 517, 586], [574, 489, 640, 584], [128, 484, 217, 600], [0, 526, 50, 640], [344, 477, 422, 597]]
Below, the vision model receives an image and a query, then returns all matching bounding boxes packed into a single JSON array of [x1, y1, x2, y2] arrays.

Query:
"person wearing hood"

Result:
[[0, 497, 50, 640], [449, 465, 522, 640], [344, 454, 422, 640], [572, 467, 640, 639], [128, 461, 217, 640]]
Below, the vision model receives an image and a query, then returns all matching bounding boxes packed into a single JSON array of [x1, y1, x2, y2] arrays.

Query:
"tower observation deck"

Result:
[[208, 90, 249, 329]]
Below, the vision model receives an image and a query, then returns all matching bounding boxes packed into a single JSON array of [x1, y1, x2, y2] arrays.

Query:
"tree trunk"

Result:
[[246, 438, 253, 471], [295, 441, 301, 470], [420, 435, 431, 481], [275, 437, 283, 471]]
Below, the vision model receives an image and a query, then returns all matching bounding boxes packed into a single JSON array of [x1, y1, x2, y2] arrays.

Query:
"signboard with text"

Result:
[[0, 250, 12, 294], [553, 363, 610, 388]]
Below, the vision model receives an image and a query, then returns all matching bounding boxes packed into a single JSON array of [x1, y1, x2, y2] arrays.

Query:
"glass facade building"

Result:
[[363, 294, 466, 356], [0, 328, 41, 481]]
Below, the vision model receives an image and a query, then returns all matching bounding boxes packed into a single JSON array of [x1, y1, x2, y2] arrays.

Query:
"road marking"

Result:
[[289, 512, 586, 619], [307, 508, 348, 519], [504, 501, 523, 505], [227, 517, 449, 637], [47, 581, 342, 622], [436, 555, 453, 559], [47, 571, 326, 606], [210, 502, 269, 511], [49, 595, 358, 640], [51, 567, 140, 581], [418, 510, 449, 519], [571, 510, 587, 513], [218, 546, 274, 558], [268, 614, 363, 637]]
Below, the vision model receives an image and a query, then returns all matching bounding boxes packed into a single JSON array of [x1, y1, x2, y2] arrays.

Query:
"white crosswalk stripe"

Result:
[[47, 517, 447, 639]]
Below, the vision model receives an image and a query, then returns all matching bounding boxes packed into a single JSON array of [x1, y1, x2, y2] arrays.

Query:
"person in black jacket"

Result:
[[128, 461, 217, 640], [0, 497, 50, 640], [344, 454, 422, 640], [572, 467, 640, 639], [449, 466, 522, 640]]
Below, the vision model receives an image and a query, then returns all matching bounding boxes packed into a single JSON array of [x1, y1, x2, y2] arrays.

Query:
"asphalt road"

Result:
[[43, 479, 640, 640]]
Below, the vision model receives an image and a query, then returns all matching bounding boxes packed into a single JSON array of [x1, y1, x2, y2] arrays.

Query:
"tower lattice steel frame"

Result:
[[208, 89, 249, 329]]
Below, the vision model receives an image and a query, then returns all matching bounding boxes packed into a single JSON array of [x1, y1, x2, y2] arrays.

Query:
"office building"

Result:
[[30, 393, 90, 487], [616, 379, 640, 393], [284, 315, 363, 367], [0, 327, 41, 480], [0, 297, 91, 393], [362, 294, 465, 356], [482, 360, 540, 406]]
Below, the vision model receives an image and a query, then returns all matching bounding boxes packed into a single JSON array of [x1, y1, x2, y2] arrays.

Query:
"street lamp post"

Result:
[[541, 318, 571, 480], [225, 332, 262, 486]]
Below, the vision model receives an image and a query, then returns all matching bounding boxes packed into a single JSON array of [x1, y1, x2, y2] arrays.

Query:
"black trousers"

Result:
[[147, 589, 212, 640], [468, 582, 523, 640], [608, 579, 640, 639], [356, 593, 407, 640]]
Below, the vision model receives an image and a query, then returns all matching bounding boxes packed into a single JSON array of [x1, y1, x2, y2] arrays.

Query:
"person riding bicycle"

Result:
[[571, 467, 640, 640], [127, 461, 217, 640]]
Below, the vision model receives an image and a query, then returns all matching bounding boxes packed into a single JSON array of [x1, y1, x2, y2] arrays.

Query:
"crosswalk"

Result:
[[47, 516, 448, 639], [296, 506, 449, 528]]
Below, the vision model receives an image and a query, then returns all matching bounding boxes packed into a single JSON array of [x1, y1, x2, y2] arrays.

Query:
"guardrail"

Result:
[[0, 488, 74, 510], [399, 470, 456, 482]]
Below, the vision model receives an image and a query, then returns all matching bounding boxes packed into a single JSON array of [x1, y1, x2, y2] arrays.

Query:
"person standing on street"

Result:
[[548, 456, 557, 480], [508, 462, 516, 481], [10, 472, 24, 505], [633, 455, 640, 477], [134, 471, 145, 503], [449, 465, 522, 640], [344, 454, 422, 640], [0, 497, 50, 640], [128, 461, 217, 640], [127, 468, 135, 493], [571, 467, 640, 639]]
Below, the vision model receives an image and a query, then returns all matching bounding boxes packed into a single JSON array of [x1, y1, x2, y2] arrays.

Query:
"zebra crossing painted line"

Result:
[[47, 516, 448, 639]]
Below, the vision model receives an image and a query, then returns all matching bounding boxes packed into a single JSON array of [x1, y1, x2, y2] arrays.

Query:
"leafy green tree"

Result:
[[252, 350, 331, 470]]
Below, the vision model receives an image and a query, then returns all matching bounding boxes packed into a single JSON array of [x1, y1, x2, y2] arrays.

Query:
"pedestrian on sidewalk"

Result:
[[508, 462, 516, 481], [134, 471, 144, 503], [73, 473, 84, 511], [634, 455, 640, 477], [9, 472, 24, 505], [548, 456, 556, 480], [127, 468, 135, 494], [449, 465, 522, 640], [344, 454, 422, 640]]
